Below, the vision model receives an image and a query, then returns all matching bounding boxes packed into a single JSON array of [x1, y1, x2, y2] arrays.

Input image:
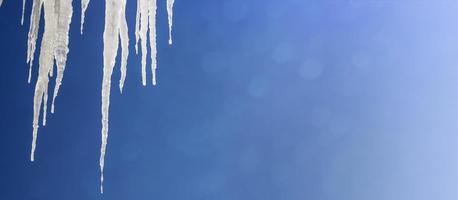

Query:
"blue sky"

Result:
[[1, 0, 458, 199]]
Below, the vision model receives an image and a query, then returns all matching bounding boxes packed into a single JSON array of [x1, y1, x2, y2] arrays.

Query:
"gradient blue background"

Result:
[[1, 0, 458, 199]]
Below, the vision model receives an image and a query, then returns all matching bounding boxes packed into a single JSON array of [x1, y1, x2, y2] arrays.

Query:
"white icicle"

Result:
[[119, 0, 129, 93], [27, 0, 43, 84], [21, 0, 26, 25], [31, 0, 57, 162], [139, 0, 148, 86], [51, 0, 73, 114], [101, 0, 127, 193], [134, 0, 140, 54], [0, 0, 3, 7], [16, 0, 178, 192], [167, 0, 174, 45], [42, 85, 48, 126], [80, 0, 89, 34], [135, 0, 157, 86], [29, 0, 73, 161], [149, 0, 157, 85]]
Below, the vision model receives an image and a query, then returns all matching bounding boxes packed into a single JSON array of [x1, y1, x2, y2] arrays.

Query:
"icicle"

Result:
[[42, 85, 48, 126], [15, 0, 177, 191], [167, 0, 174, 45], [149, 0, 157, 85], [27, 0, 43, 84], [0, 0, 3, 7], [80, 0, 89, 34], [119, 0, 128, 93], [51, 0, 73, 114], [31, 0, 57, 162], [21, 0, 26, 25], [29, 0, 73, 161], [134, 0, 140, 54], [135, 0, 157, 86], [139, 0, 147, 86], [101, 0, 128, 193]]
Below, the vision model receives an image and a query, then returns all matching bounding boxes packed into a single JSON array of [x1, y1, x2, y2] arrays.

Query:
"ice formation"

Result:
[[21, 0, 25, 25], [167, 0, 174, 45], [28, 0, 73, 162], [100, 0, 129, 193], [80, 0, 89, 34], [135, 0, 157, 86], [17, 0, 175, 193]]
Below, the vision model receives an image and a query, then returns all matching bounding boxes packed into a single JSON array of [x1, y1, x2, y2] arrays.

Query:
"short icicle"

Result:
[[27, 0, 43, 84], [167, 0, 174, 45], [21, 0, 26, 25], [119, 0, 129, 93], [80, 0, 90, 34]]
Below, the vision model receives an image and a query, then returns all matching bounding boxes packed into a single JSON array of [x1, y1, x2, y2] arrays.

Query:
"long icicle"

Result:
[[31, 0, 57, 162], [138, 0, 148, 86], [101, 0, 128, 193], [149, 0, 157, 85], [51, 0, 73, 114]]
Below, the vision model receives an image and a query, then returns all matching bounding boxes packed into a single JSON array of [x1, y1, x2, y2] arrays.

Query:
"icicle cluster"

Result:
[[19, 0, 175, 193], [27, 0, 73, 162], [135, 0, 157, 86], [100, 0, 174, 193]]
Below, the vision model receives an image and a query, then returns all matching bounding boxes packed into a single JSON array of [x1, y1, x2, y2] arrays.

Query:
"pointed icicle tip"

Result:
[[27, 63, 32, 84], [100, 175, 104, 194], [31, 124, 38, 162]]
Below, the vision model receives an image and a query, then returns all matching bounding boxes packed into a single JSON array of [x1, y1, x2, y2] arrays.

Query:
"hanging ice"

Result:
[[135, 0, 157, 86], [100, 0, 129, 193], [13, 0, 177, 193], [167, 0, 174, 45], [26, 0, 42, 84], [51, 0, 73, 114], [118, 0, 129, 92], [28, 0, 73, 162], [21, 0, 26, 25], [80, 0, 90, 34], [0, 0, 3, 7]]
